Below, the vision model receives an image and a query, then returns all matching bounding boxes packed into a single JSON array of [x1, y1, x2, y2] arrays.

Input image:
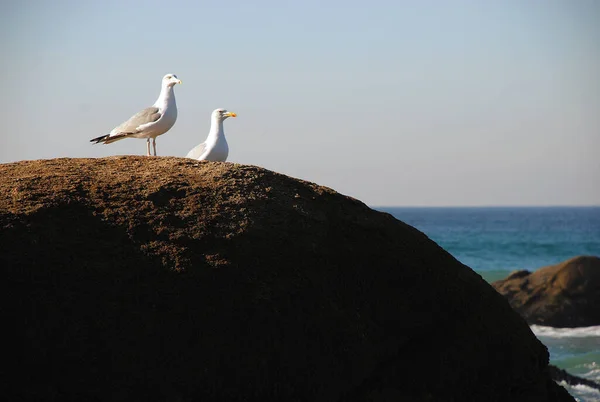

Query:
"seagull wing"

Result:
[[99, 107, 162, 143], [186, 142, 208, 160]]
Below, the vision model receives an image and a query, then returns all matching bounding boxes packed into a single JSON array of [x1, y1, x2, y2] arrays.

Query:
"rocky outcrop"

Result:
[[1, 157, 573, 401], [492, 256, 600, 327]]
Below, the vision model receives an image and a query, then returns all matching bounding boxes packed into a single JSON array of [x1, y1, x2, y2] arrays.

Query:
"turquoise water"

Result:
[[378, 206, 600, 401], [533, 326, 600, 402]]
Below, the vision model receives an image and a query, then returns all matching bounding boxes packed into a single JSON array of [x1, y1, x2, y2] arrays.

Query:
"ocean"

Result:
[[378, 207, 600, 402]]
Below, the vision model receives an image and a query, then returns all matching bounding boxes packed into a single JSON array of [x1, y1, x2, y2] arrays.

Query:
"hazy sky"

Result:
[[1, 0, 599, 206]]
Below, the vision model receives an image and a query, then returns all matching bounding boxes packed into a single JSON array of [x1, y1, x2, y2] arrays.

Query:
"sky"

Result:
[[1, 0, 599, 206]]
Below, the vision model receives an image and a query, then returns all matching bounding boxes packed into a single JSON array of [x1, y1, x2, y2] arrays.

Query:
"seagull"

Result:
[[90, 73, 181, 156], [185, 108, 237, 162]]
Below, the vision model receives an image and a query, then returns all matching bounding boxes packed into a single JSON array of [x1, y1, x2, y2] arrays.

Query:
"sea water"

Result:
[[378, 207, 600, 401]]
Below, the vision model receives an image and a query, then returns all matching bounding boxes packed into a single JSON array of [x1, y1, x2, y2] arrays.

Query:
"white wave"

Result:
[[531, 325, 600, 338], [584, 368, 600, 382], [584, 362, 599, 370], [559, 382, 600, 402], [571, 384, 600, 394]]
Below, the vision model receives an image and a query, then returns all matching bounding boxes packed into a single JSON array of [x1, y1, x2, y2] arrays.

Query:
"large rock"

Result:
[[492, 256, 600, 327], [1, 157, 573, 401]]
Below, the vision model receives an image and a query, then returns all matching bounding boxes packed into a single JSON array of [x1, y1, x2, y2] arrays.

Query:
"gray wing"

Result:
[[186, 142, 207, 160], [111, 106, 161, 135]]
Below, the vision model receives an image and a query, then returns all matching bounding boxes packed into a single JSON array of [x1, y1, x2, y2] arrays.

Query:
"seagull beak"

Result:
[[226, 112, 237, 117], [177, 79, 182, 84]]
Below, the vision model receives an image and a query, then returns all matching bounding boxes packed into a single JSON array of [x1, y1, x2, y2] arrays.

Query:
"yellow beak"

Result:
[[177, 80, 182, 84], [226, 112, 237, 117]]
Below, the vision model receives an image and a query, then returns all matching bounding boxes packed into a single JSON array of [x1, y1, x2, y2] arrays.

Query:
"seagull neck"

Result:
[[207, 118, 224, 141], [154, 84, 175, 108]]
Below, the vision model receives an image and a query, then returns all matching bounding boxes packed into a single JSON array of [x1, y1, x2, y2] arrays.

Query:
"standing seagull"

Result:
[[186, 108, 237, 162], [90, 74, 182, 156]]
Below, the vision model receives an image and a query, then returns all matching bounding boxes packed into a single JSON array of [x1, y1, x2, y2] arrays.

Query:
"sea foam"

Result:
[[558, 381, 600, 402], [531, 325, 600, 338]]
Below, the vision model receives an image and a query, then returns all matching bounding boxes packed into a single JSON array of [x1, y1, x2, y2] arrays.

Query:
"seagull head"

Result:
[[163, 73, 182, 87], [213, 108, 237, 121]]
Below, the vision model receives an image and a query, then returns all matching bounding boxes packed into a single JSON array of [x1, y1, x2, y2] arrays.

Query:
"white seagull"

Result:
[[186, 108, 237, 162], [91, 73, 181, 156]]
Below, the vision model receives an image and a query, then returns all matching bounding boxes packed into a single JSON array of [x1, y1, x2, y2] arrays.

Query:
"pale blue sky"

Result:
[[1, 1, 599, 206]]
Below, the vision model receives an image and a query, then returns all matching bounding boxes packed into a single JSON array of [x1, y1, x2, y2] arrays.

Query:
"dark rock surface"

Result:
[[492, 256, 600, 327], [1, 157, 573, 401]]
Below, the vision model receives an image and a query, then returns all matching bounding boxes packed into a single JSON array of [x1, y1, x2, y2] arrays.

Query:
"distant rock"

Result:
[[1, 157, 573, 401], [492, 256, 600, 327]]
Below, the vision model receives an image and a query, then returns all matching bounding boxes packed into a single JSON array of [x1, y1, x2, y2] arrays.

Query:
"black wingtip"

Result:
[[90, 134, 109, 144]]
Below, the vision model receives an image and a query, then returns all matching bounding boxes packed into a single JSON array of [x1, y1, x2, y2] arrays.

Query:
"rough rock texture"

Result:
[[1, 157, 573, 402], [492, 256, 600, 327]]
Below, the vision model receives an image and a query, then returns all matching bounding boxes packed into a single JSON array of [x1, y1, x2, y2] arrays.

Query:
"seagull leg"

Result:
[[146, 139, 151, 157], [152, 138, 157, 156]]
